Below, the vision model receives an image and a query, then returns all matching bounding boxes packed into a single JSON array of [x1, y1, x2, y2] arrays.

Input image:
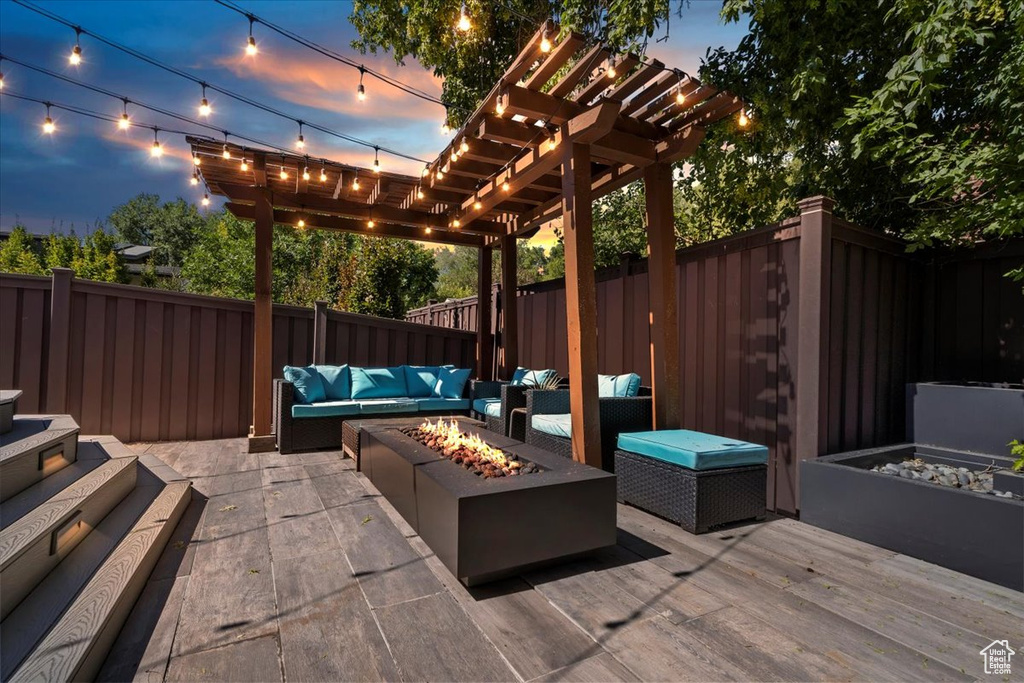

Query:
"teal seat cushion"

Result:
[[510, 366, 557, 387], [358, 399, 418, 414], [415, 397, 471, 412], [598, 373, 642, 398], [350, 366, 407, 399], [472, 397, 503, 418], [433, 367, 472, 398], [617, 430, 768, 470], [531, 413, 572, 439], [291, 400, 360, 418], [283, 365, 326, 404], [403, 365, 444, 398], [316, 365, 350, 400]]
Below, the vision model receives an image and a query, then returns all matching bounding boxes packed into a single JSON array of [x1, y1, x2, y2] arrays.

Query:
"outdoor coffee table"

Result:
[[342, 415, 471, 469]]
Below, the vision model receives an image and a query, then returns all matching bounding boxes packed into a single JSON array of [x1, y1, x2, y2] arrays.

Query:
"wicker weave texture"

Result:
[[615, 449, 766, 533]]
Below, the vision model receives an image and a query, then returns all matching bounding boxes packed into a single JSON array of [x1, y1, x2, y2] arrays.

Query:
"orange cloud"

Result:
[[216, 48, 444, 121]]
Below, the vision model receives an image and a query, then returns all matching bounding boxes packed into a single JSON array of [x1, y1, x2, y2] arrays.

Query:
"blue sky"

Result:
[[0, 0, 745, 243]]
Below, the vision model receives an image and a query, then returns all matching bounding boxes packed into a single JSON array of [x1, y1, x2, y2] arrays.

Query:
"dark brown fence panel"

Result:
[[323, 308, 475, 369], [0, 274, 52, 413]]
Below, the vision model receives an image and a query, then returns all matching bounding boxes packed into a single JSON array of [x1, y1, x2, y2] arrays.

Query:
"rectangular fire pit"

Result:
[[359, 418, 617, 585]]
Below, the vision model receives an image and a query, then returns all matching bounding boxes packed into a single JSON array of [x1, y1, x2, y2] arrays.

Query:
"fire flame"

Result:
[[419, 418, 513, 468]]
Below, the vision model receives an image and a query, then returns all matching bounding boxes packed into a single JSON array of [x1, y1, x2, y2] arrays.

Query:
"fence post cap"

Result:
[[797, 196, 836, 214]]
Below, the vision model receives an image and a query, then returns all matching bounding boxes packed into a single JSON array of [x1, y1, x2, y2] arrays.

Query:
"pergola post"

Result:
[[560, 139, 602, 469], [500, 233, 518, 379], [248, 184, 276, 453], [476, 246, 493, 380], [644, 162, 681, 429]]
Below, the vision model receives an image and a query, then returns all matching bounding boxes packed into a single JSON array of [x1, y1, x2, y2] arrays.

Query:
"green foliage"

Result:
[[433, 243, 552, 300], [843, 0, 1024, 263], [341, 238, 438, 318], [349, 0, 677, 125], [107, 193, 209, 266], [138, 259, 159, 289], [1010, 440, 1024, 472], [72, 229, 128, 283], [0, 226, 45, 275], [43, 232, 80, 272]]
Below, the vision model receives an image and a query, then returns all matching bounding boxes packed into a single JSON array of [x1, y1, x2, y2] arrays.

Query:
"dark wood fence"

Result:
[[407, 203, 1024, 514], [406, 285, 499, 333], [0, 270, 476, 443]]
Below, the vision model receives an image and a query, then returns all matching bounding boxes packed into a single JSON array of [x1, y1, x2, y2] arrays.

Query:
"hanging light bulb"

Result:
[[0, 61, 5, 90], [295, 121, 305, 149], [451, 150, 459, 163], [440, 108, 451, 136], [436, 168, 445, 180], [452, 218, 461, 228], [425, 227, 432, 235], [202, 193, 211, 206], [372, 147, 381, 174], [607, 56, 617, 79], [546, 130, 558, 152], [367, 211, 375, 228], [198, 84, 211, 117], [42, 106, 56, 134], [357, 66, 366, 101], [280, 166, 289, 180], [675, 87, 686, 105], [422, 163, 430, 178], [416, 186, 424, 200], [473, 200, 482, 210], [302, 166, 310, 181], [118, 99, 130, 130], [738, 109, 750, 128], [190, 172, 199, 186], [69, 29, 83, 65], [319, 165, 328, 182], [460, 139, 469, 154], [496, 100, 505, 116], [193, 153, 201, 167], [502, 179, 510, 192], [457, 2, 471, 31], [540, 25, 552, 53], [151, 128, 163, 157], [240, 158, 249, 172], [246, 16, 258, 56], [297, 218, 306, 228], [222, 143, 231, 160], [352, 173, 361, 190]]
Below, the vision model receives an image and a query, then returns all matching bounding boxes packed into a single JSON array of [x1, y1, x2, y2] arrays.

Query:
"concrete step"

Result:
[[0, 455, 137, 620], [0, 415, 80, 502], [7, 479, 192, 682]]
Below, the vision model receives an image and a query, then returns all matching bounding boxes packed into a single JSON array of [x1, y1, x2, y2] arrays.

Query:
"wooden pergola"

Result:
[[192, 22, 743, 459]]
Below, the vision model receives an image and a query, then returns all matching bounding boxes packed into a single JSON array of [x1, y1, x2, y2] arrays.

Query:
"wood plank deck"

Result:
[[98, 439, 1023, 682]]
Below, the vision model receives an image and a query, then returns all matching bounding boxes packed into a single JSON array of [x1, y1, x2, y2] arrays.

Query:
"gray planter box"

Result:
[[801, 445, 1023, 591], [907, 382, 1024, 456]]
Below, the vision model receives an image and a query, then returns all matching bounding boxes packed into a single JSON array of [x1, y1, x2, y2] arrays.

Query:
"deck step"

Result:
[[8, 480, 192, 682], [0, 481, 163, 680], [0, 455, 137, 620], [0, 415, 80, 502], [0, 390, 22, 435]]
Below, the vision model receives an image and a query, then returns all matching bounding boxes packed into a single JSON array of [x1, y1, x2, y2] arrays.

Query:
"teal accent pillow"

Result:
[[316, 365, 350, 400], [403, 365, 442, 398], [283, 365, 326, 404], [433, 367, 472, 398], [511, 367, 557, 387], [350, 366, 408, 399], [598, 373, 642, 398]]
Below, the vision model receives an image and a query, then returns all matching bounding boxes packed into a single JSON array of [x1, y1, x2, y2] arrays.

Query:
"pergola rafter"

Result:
[[194, 20, 745, 456]]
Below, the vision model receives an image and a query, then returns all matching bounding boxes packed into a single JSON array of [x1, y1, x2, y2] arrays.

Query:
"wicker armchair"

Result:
[[470, 380, 530, 437], [525, 388, 653, 472]]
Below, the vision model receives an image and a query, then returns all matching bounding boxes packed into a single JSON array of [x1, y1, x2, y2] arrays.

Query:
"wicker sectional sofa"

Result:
[[274, 364, 473, 454]]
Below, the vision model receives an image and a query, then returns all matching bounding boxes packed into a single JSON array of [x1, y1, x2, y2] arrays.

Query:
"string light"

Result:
[[319, 164, 327, 182], [460, 139, 469, 154], [436, 168, 445, 179], [118, 98, 130, 130], [607, 56, 617, 79], [441, 108, 450, 135], [42, 103, 55, 133], [0, 58, 5, 89], [540, 25, 552, 53], [502, 180, 510, 192], [452, 218, 461, 228], [457, 2, 471, 31], [422, 163, 430, 177], [473, 200, 482, 210], [151, 128, 163, 157], [240, 158, 249, 171], [416, 186, 424, 199], [295, 121, 305, 149], [198, 83, 211, 117], [280, 164, 289, 180], [302, 165, 310, 181], [357, 66, 366, 101], [202, 193, 211, 206], [245, 16, 258, 56], [69, 28, 82, 65], [297, 217, 306, 228], [674, 71, 686, 105], [190, 172, 199, 186], [222, 143, 231, 159], [495, 100, 505, 116], [352, 173, 360, 190], [738, 109, 750, 128], [193, 153, 202, 166], [372, 146, 381, 173], [546, 129, 558, 152], [367, 209, 375, 228], [425, 227, 432, 235]]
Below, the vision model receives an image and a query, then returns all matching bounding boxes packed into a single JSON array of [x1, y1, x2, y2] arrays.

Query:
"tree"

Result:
[[71, 229, 128, 283], [43, 232, 81, 272], [108, 193, 209, 266], [433, 242, 551, 300], [341, 238, 438, 318], [0, 225, 45, 275], [350, 0, 679, 126]]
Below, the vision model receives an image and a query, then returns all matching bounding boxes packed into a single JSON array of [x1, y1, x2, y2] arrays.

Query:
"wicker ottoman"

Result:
[[615, 430, 768, 534]]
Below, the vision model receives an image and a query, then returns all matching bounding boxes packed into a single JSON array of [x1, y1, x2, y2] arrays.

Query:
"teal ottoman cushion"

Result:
[[350, 366, 407, 399], [415, 397, 471, 412], [291, 400, 360, 418], [598, 373, 642, 397], [432, 367, 471, 398], [358, 399, 418, 414], [403, 365, 444, 398], [531, 413, 573, 439], [283, 365, 326, 404], [472, 397, 502, 418], [316, 364, 350, 400], [617, 430, 768, 470]]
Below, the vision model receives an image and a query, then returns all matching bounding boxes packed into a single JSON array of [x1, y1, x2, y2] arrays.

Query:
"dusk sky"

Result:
[[0, 0, 745, 248]]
